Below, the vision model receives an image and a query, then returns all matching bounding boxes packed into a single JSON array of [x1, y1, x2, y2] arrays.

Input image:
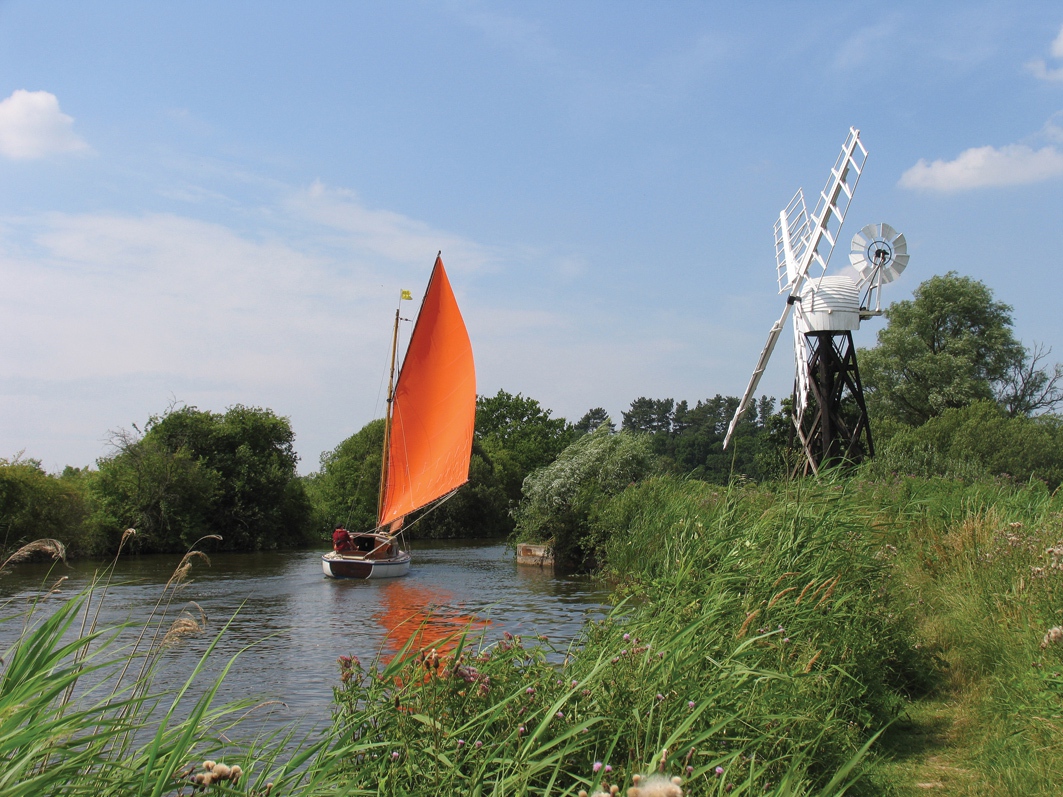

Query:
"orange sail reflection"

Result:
[[373, 579, 490, 658]]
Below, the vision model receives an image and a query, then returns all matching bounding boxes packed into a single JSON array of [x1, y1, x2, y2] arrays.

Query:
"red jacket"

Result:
[[333, 528, 353, 552]]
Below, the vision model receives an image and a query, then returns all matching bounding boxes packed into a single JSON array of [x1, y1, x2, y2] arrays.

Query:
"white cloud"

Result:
[[1026, 23, 1063, 82], [898, 144, 1063, 191], [287, 180, 497, 272], [0, 90, 90, 159]]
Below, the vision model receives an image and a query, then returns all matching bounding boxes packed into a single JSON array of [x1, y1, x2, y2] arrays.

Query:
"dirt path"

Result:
[[874, 698, 979, 795]]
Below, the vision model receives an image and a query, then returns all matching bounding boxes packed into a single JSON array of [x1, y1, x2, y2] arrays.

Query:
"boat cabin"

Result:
[[348, 532, 397, 560]]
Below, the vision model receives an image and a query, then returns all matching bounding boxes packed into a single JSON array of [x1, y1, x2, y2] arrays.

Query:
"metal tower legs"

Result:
[[792, 331, 874, 476]]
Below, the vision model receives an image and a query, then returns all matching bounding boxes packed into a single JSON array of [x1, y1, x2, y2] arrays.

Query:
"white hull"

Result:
[[322, 549, 412, 579]]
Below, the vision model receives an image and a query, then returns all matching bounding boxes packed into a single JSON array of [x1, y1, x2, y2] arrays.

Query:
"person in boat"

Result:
[[332, 526, 353, 553]]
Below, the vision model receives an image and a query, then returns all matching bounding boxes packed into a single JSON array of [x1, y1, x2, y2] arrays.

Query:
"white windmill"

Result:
[[723, 128, 909, 474]]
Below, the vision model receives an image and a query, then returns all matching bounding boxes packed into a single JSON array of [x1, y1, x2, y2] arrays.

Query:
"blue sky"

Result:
[[1, 2, 1062, 473]]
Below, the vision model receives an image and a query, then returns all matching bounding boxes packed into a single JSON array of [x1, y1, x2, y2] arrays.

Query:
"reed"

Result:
[[5, 471, 1061, 795]]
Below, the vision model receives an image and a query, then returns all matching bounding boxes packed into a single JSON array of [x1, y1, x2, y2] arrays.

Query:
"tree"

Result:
[[91, 432, 219, 553], [0, 456, 93, 558], [475, 390, 574, 506], [91, 405, 314, 553], [996, 342, 1063, 417], [621, 397, 675, 434], [860, 272, 1061, 426], [306, 391, 570, 540], [574, 408, 614, 435], [513, 426, 657, 570], [877, 401, 1063, 488], [304, 419, 386, 536]]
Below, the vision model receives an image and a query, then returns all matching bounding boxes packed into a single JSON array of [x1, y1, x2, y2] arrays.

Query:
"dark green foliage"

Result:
[[620, 394, 787, 483], [305, 391, 572, 541], [410, 443, 511, 538], [621, 397, 676, 435], [91, 435, 219, 554], [91, 405, 313, 553], [303, 418, 386, 536], [0, 457, 93, 558], [573, 407, 614, 435], [860, 272, 1061, 425], [873, 400, 1063, 489], [475, 390, 575, 507]]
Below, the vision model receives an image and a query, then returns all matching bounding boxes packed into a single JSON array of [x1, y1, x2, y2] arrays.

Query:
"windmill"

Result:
[[723, 128, 909, 474]]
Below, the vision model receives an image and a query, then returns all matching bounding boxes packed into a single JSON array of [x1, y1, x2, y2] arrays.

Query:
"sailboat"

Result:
[[322, 254, 476, 579]]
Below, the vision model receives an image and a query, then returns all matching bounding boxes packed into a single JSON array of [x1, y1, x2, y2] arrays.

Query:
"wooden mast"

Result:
[[377, 305, 402, 527]]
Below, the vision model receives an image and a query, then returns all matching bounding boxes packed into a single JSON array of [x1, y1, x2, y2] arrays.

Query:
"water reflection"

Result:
[[0, 540, 609, 733], [373, 580, 491, 656]]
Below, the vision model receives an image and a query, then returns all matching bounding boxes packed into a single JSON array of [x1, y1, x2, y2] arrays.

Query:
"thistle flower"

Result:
[[627, 774, 683, 797]]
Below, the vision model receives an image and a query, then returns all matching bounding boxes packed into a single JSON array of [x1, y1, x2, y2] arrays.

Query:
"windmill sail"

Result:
[[723, 127, 867, 449], [379, 256, 476, 526]]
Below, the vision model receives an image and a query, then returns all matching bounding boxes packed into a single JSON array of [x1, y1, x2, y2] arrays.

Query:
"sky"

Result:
[[1, 2, 1062, 474]]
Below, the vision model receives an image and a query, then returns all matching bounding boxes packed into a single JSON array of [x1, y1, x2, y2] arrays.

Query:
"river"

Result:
[[0, 540, 610, 735]]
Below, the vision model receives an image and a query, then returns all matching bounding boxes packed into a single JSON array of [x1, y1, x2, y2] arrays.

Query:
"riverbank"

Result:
[[2, 473, 1061, 795]]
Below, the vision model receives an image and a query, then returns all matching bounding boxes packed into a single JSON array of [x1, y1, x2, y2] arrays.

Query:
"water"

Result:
[[0, 540, 610, 733]]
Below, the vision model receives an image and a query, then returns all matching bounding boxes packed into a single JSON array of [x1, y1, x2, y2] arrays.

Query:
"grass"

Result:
[[4, 473, 1063, 795]]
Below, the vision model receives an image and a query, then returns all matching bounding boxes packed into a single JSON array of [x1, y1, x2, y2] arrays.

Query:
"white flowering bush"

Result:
[[513, 427, 657, 568]]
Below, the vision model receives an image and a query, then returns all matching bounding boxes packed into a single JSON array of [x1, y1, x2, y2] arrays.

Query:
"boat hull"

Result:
[[322, 550, 412, 579]]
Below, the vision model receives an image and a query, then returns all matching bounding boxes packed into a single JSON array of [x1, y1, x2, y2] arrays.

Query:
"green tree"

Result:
[[90, 432, 219, 553], [0, 456, 93, 558], [513, 426, 658, 570], [303, 419, 385, 536], [91, 405, 313, 553], [475, 390, 574, 506], [861, 272, 1061, 426], [410, 442, 510, 539], [574, 407, 614, 435], [875, 401, 1063, 488], [621, 397, 675, 434]]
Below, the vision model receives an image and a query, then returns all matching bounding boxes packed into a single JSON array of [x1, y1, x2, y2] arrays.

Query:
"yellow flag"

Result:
[[400, 289, 413, 300]]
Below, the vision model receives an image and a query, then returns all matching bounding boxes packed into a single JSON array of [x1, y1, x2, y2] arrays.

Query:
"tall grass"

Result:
[[7, 473, 1062, 795], [328, 475, 930, 795]]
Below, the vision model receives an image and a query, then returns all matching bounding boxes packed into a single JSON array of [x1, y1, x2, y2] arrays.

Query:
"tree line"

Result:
[[3, 271, 1062, 562]]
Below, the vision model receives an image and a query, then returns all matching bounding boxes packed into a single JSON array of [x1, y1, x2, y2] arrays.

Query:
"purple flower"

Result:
[[593, 762, 603, 773], [605, 765, 613, 774], [555, 711, 564, 719], [715, 766, 724, 777], [526, 687, 536, 695], [457, 739, 465, 748], [623, 633, 630, 641], [518, 725, 526, 736], [391, 751, 400, 761], [474, 740, 483, 749], [656, 693, 665, 701], [688, 701, 695, 709]]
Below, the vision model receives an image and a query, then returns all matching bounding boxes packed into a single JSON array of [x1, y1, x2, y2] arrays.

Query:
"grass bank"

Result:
[[3, 475, 1062, 795]]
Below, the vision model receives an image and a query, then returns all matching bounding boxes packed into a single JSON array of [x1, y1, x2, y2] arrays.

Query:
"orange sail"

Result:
[[379, 256, 476, 526]]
